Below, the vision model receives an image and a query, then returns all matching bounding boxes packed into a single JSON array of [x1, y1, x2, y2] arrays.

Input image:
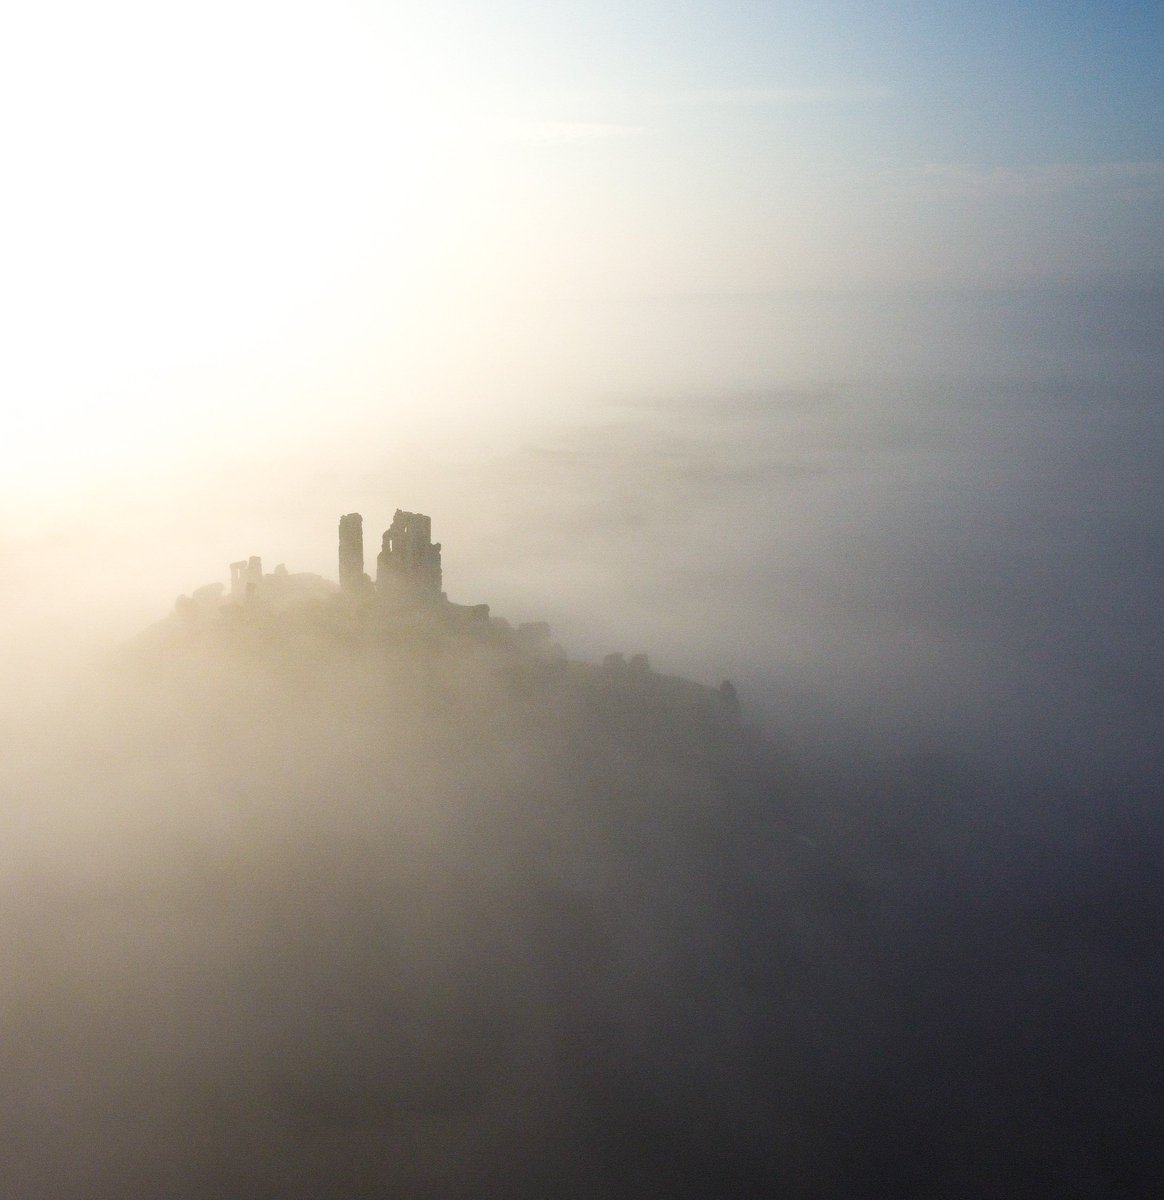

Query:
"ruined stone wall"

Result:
[[338, 513, 366, 593], [229, 557, 263, 602], [376, 509, 443, 601]]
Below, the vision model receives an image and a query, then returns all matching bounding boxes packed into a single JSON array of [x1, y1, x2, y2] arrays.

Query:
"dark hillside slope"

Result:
[[1, 598, 1161, 1197]]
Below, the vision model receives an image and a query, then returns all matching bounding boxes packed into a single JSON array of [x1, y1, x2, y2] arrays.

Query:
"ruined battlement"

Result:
[[338, 513, 370, 594], [228, 556, 263, 602], [215, 510, 455, 618], [375, 509, 443, 602], [336, 509, 444, 603], [165, 509, 740, 723]]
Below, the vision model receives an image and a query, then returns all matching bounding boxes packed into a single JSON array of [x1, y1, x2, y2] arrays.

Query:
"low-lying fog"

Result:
[[2, 287, 1162, 1196]]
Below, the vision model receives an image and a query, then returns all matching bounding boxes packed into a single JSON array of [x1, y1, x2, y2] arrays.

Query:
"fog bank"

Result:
[[2, 285, 1163, 1194]]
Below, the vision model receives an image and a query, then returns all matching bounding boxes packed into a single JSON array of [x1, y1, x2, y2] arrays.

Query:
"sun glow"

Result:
[[2, 2, 487, 501]]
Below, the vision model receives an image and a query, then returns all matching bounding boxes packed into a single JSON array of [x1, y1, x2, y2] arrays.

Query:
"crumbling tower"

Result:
[[229, 556, 263, 602], [338, 513, 366, 593], [376, 509, 443, 601]]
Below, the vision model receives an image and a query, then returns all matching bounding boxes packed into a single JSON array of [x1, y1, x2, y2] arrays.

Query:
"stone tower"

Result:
[[338, 513, 366, 593], [229, 556, 263, 601], [376, 509, 442, 601]]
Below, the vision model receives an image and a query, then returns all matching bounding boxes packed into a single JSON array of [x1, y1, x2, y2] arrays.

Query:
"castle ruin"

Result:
[[374, 510, 443, 602], [223, 510, 452, 613], [178, 509, 738, 720], [338, 513, 370, 593], [229, 556, 263, 602]]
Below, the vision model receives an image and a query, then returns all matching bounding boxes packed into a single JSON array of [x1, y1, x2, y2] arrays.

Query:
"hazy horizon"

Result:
[[2, 3, 1162, 1195], [6, 283, 1160, 776]]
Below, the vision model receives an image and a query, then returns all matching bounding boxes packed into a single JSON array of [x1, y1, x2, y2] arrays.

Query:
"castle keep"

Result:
[[336, 509, 444, 603], [169, 508, 740, 719], [374, 510, 442, 600], [209, 510, 480, 624], [338, 513, 366, 593]]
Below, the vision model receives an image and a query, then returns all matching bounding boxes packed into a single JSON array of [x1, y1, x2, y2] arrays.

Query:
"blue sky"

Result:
[[1, 0, 1161, 514], [337, 0, 1164, 294], [395, 1, 1163, 159]]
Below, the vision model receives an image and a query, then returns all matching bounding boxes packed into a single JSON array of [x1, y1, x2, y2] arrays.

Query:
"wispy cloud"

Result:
[[481, 85, 888, 146], [890, 160, 1164, 201], [653, 85, 892, 107], [490, 120, 642, 144]]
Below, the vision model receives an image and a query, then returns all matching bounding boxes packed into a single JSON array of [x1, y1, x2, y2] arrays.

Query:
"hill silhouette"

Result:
[[2, 512, 1161, 1198]]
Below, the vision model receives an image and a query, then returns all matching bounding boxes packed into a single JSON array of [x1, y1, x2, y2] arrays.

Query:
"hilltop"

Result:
[[6, 509, 861, 1198], [152, 507, 743, 733], [6, 509, 1158, 1198]]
